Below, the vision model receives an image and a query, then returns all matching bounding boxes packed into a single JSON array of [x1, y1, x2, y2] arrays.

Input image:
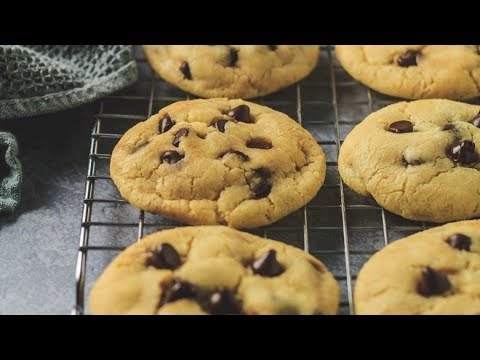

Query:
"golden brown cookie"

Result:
[[110, 98, 326, 228], [143, 45, 320, 99], [355, 220, 480, 315], [339, 99, 480, 223], [336, 45, 480, 100], [89, 226, 340, 315]]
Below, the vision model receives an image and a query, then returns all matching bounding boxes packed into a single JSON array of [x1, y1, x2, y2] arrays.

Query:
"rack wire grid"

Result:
[[74, 45, 452, 315]]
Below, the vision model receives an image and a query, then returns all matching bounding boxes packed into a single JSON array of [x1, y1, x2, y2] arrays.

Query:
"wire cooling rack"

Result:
[[74, 45, 446, 315]]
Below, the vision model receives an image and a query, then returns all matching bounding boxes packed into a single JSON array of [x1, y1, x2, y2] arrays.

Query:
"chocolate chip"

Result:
[[180, 61, 191, 80], [146, 243, 181, 270], [447, 140, 478, 165], [164, 279, 196, 303], [228, 105, 252, 123], [221, 150, 249, 161], [159, 115, 175, 134], [248, 168, 271, 199], [471, 112, 480, 128], [252, 249, 284, 277], [397, 50, 419, 67], [207, 289, 240, 315], [247, 138, 273, 149], [446, 233, 471, 251], [173, 128, 189, 147], [477, 46, 480, 55], [212, 119, 228, 133], [388, 120, 413, 133], [267, 45, 277, 51], [162, 151, 184, 164], [228, 47, 238, 67], [442, 123, 455, 131], [417, 267, 451, 297]]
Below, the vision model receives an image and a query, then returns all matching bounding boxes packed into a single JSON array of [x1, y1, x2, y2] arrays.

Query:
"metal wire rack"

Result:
[[74, 45, 439, 315]]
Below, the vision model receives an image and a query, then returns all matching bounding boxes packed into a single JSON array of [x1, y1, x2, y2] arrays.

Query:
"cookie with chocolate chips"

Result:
[[89, 226, 340, 315], [339, 99, 480, 223], [355, 220, 480, 314], [142, 45, 320, 99], [336, 45, 480, 100], [110, 98, 326, 228]]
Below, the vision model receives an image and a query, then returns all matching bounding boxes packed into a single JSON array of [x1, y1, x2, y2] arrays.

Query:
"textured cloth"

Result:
[[0, 45, 138, 215], [0, 132, 21, 215], [0, 45, 138, 119]]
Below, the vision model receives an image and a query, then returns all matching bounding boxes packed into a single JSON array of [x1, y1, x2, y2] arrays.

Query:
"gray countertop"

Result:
[[0, 104, 95, 314]]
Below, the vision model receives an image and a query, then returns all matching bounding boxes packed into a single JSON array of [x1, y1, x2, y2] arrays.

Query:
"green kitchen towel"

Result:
[[0, 45, 138, 215], [0, 45, 138, 119], [0, 131, 21, 215]]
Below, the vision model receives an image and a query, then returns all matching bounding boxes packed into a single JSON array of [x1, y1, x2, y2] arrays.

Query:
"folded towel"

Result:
[[0, 131, 21, 215], [0, 45, 138, 215], [0, 45, 138, 119]]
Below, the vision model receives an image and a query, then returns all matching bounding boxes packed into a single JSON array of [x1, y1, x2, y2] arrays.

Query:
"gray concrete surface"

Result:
[[0, 104, 95, 314]]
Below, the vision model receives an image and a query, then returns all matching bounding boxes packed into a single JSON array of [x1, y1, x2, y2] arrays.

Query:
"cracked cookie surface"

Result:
[[355, 220, 480, 314], [89, 226, 340, 315], [339, 99, 480, 223], [336, 45, 480, 100], [110, 98, 326, 228], [143, 45, 320, 99]]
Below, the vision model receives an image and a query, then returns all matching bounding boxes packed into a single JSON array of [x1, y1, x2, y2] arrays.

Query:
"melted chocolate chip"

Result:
[[180, 61, 192, 80], [247, 138, 273, 149], [162, 151, 184, 164], [212, 119, 228, 132], [146, 243, 181, 270], [267, 45, 277, 51], [417, 267, 451, 297], [397, 50, 419, 67], [447, 140, 478, 165], [388, 120, 414, 133], [477, 46, 480, 55], [446, 233, 471, 251], [471, 112, 480, 128], [248, 168, 271, 199], [207, 289, 240, 314], [164, 279, 196, 303], [228, 47, 238, 67], [252, 250, 284, 277], [442, 123, 455, 131], [173, 128, 189, 147], [221, 150, 249, 161], [228, 105, 252, 123], [159, 115, 175, 134]]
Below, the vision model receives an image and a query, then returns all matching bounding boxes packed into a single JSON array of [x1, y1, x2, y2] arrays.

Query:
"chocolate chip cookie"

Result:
[[110, 98, 326, 228], [89, 226, 340, 315], [336, 45, 480, 100], [143, 45, 320, 99], [339, 99, 480, 223], [355, 220, 480, 314]]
